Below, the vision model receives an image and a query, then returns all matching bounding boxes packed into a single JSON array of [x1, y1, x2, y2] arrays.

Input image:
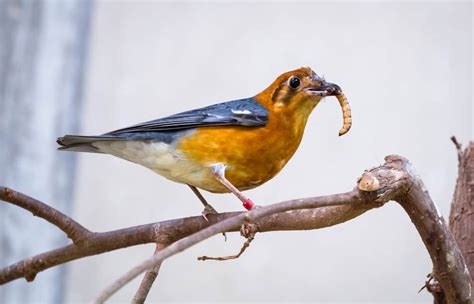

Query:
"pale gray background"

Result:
[[4, 1, 473, 303], [0, 0, 91, 303]]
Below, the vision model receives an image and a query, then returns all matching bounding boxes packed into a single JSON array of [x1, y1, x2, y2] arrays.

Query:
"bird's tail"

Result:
[[57, 135, 119, 153]]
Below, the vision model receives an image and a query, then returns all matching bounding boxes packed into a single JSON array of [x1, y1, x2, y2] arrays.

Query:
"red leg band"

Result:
[[243, 199, 255, 210]]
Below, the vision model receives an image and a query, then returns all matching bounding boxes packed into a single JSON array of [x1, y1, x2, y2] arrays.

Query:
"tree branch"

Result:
[[396, 165, 471, 303], [0, 155, 471, 304], [425, 139, 474, 304], [0, 196, 378, 285], [95, 192, 360, 303], [359, 155, 472, 303], [197, 224, 256, 261], [96, 155, 472, 303], [132, 243, 168, 304], [449, 139, 474, 284], [0, 186, 92, 245]]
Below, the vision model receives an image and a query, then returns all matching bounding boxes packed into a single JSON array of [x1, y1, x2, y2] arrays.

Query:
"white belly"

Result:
[[93, 140, 225, 192]]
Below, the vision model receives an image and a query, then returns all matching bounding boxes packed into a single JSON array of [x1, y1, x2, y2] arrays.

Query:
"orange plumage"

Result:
[[176, 67, 346, 193]]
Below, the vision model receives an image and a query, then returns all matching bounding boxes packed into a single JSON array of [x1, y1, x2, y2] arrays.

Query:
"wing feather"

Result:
[[106, 98, 268, 135]]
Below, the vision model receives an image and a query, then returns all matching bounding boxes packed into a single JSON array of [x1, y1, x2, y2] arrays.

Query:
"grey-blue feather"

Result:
[[106, 97, 267, 134], [57, 97, 268, 153]]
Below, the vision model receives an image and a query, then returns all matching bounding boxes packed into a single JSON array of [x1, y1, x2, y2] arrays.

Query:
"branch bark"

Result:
[[0, 186, 92, 244], [132, 243, 168, 304], [0, 193, 378, 285], [449, 140, 473, 285], [425, 139, 474, 303], [391, 157, 472, 303]]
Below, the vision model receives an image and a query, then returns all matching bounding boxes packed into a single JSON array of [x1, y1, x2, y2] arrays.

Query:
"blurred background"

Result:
[[0, 0, 472, 303]]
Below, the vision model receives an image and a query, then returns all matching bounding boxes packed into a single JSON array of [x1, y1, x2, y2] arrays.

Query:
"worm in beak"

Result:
[[309, 81, 352, 136]]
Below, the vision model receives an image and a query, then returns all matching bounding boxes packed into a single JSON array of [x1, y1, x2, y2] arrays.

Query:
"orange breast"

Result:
[[176, 101, 311, 192]]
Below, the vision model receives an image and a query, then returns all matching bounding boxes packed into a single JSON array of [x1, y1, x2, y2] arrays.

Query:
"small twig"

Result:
[[132, 243, 168, 304], [450, 136, 463, 161], [0, 186, 92, 243], [446, 138, 474, 304], [428, 280, 446, 304], [198, 229, 256, 261], [418, 273, 434, 293], [450, 136, 462, 151], [419, 274, 447, 303]]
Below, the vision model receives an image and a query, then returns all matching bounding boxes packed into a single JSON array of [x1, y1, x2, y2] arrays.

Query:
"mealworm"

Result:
[[335, 92, 352, 136]]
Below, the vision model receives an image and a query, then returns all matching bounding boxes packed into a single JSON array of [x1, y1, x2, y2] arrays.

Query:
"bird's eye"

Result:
[[289, 76, 301, 89]]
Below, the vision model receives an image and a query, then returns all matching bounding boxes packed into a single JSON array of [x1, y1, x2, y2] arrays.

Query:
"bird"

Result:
[[57, 67, 351, 216]]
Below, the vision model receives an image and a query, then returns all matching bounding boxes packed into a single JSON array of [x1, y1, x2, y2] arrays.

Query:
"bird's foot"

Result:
[[201, 204, 227, 241], [201, 204, 218, 222]]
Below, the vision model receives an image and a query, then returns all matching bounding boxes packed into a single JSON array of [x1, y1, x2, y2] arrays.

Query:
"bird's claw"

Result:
[[200, 204, 227, 241], [201, 204, 218, 222]]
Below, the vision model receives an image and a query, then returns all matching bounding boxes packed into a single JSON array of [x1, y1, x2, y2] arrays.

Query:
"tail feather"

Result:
[[57, 135, 120, 153]]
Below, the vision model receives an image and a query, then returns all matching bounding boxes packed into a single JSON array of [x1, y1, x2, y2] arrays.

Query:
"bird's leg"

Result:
[[211, 164, 256, 210], [187, 185, 218, 221], [188, 185, 227, 240]]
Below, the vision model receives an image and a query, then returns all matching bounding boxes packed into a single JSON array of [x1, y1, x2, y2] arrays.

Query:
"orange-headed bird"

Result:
[[57, 67, 351, 215]]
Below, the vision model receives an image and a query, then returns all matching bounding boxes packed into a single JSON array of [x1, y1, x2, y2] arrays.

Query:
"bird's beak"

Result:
[[306, 81, 342, 97]]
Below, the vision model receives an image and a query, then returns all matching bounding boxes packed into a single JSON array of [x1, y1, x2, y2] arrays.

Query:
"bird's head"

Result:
[[256, 67, 351, 136]]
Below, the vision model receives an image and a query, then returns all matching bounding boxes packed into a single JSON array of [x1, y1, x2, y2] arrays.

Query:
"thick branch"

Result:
[[359, 155, 472, 303], [0, 186, 92, 244], [425, 139, 474, 304], [449, 140, 474, 285], [0, 197, 378, 284]]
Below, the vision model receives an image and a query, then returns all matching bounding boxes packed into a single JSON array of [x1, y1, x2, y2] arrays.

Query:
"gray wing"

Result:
[[57, 98, 268, 153], [106, 97, 268, 135]]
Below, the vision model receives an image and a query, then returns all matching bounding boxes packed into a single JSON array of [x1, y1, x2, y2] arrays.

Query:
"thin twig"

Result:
[[197, 233, 255, 261], [450, 136, 463, 161], [132, 243, 168, 304], [0, 186, 92, 243], [198, 222, 258, 261], [451, 136, 462, 151]]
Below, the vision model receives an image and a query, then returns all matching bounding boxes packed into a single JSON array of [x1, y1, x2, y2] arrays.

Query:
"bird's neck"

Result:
[[257, 93, 315, 134], [255, 94, 316, 153]]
